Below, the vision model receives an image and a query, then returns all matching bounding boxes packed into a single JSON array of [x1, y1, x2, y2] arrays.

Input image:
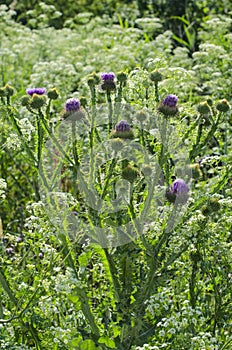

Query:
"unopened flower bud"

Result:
[[21, 95, 31, 106], [150, 69, 163, 83], [80, 96, 88, 108], [135, 110, 148, 123], [197, 101, 211, 115], [111, 138, 124, 152], [30, 94, 47, 109], [122, 165, 139, 183], [4, 84, 15, 97], [87, 73, 101, 87], [117, 71, 127, 83], [216, 99, 230, 112], [47, 88, 59, 100]]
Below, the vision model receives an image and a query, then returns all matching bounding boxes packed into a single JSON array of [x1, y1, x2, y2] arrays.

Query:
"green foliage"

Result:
[[0, 2, 232, 350]]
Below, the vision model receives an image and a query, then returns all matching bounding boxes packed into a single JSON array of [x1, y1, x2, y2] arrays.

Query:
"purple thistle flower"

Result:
[[171, 179, 189, 195], [158, 94, 179, 116], [26, 87, 46, 96], [162, 94, 178, 107], [166, 179, 189, 204], [111, 120, 133, 139], [101, 72, 115, 81], [115, 120, 131, 132], [65, 98, 81, 112]]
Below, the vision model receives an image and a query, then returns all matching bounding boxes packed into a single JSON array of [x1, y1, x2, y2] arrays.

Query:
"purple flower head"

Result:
[[26, 87, 46, 96], [171, 178, 189, 195], [65, 98, 81, 112], [166, 178, 189, 204], [115, 120, 131, 132], [101, 72, 115, 81], [162, 94, 178, 107]]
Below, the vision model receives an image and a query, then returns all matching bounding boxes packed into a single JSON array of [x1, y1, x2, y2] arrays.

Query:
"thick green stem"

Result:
[[0, 269, 18, 306], [106, 90, 113, 132]]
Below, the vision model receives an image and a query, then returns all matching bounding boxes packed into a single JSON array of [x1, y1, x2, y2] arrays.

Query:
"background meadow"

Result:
[[0, 1, 232, 349]]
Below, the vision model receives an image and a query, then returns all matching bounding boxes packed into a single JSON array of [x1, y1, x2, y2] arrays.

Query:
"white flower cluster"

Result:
[[0, 178, 7, 200]]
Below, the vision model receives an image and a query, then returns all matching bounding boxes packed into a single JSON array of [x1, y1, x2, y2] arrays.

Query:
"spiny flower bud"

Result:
[[101, 80, 116, 92], [26, 87, 46, 96], [21, 95, 31, 106], [87, 72, 101, 87], [111, 120, 134, 139], [197, 101, 211, 115], [47, 88, 59, 100], [122, 165, 139, 183], [135, 110, 148, 123], [215, 99, 230, 113], [4, 84, 15, 97], [80, 96, 88, 108], [166, 178, 189, 204], [150, 69, 163, 83], [30, 94, 47, 109], [110, 138, 124, 152], [117, 71, 127, 83], [158, 94, 178, 116]]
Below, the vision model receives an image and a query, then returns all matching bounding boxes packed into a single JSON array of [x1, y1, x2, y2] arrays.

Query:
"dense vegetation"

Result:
[[0, 1, 232, 349]]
